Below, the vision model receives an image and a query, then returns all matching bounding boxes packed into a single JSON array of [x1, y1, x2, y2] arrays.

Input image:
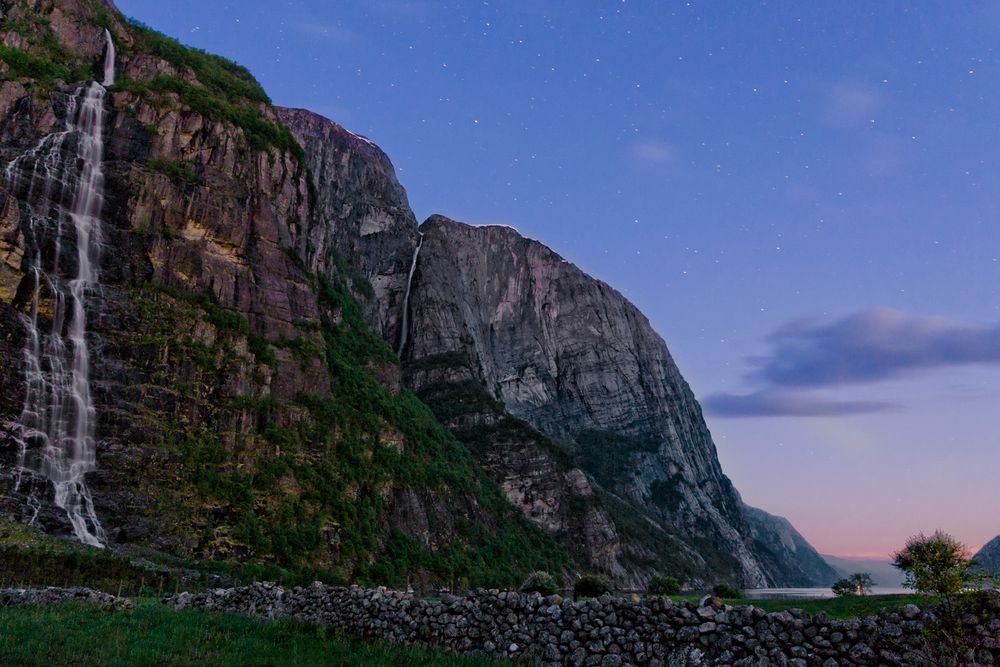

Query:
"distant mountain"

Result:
[[974, 536, 1000, 573], [823, 555, 906, 587], [742, 505, 839, 586]]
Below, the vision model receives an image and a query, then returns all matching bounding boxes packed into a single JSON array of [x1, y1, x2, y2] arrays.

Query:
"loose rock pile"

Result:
[[166, 582, 1000, 665], [0, 586, 133, 611]]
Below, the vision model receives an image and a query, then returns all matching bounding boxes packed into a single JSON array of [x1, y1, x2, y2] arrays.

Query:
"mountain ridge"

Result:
[[974, 536, 1000, 574], [0, 0, 833, 589]]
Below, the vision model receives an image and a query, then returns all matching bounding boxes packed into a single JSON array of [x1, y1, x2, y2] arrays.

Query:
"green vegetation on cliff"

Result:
[[0, 11, 91, 87], [0, 0, 569, 592], [126, 19, 270, 104], [114, 274, 568, 589], [116, 19, 303, 157]]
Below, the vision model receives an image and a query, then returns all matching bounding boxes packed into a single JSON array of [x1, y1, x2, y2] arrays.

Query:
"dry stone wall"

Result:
[[167, 583, 1000, 666], [0, 586, 133, 610]]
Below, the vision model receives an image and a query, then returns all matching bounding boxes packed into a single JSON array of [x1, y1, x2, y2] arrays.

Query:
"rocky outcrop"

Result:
[[742, 504, 839, 587], [168, 582, 1000, 666]]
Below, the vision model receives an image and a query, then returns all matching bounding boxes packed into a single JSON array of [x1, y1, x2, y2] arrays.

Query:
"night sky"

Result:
[[114, 0, 1000, 560]]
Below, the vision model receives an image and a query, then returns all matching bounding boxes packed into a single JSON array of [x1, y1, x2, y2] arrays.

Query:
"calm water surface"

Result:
[[744, 587, 911, 600]]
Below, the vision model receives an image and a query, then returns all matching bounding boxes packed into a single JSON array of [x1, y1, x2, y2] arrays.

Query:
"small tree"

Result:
[[647, 575, 681, 596], [520, 571, 559, 596], [892, 531, 978, 602], [831, 578, 856, 597], [892, 531, 994, 662], [573, 574, 611, 599], [848, 572, 874, 596]]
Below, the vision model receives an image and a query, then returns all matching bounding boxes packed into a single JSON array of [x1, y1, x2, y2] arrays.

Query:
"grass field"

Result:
[[668, 593, 928, 619], [0, 601, 510, 667], [746, 594, 928, 618]]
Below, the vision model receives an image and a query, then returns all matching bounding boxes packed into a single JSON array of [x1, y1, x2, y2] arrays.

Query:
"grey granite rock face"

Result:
[[272, 81, 835, 589], [402, 216, 772, 586], [276, 107, 419, 344]]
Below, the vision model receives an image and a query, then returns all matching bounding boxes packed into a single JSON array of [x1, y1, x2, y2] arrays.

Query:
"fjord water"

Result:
[[7, 31, 117, 547], [744, 587, 910, 600]]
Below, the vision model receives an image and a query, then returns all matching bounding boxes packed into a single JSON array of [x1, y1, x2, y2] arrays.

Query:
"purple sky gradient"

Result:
[[115, 0, 1000, 559]]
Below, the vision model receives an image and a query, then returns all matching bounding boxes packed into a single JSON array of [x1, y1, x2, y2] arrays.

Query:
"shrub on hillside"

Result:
[[646, 575, 681, 596], [712, 583, 744, 599], [573, 575, 611, 599], [519, 571, 559, 596]]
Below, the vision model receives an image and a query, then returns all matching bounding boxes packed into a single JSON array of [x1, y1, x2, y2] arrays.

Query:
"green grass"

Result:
[[670, 593, 929, 619], [0, 601, 510, 667], [747, 593, 929, 618]]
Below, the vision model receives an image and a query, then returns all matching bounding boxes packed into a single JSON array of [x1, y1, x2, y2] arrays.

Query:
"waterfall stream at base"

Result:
[[396, 233, 424, 358], [7, 31, 116, 547]]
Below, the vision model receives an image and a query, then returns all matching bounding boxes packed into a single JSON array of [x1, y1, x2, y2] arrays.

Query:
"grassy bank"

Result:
[[670, 593, 928, 619], [748, 593, 928, 618], [0, 601, 510, 667]]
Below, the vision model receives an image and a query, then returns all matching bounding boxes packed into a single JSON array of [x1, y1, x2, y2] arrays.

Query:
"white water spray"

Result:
[[396, 233, 424, 358], [7, 32, 116, 547]]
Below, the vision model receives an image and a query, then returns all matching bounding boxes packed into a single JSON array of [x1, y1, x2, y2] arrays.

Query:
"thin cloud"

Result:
[[704, 390, 896, 418], [706, 307, 1000, 419], [823, 82, 883, 127], [631, 140, 676, 166], [751, 308, 1000, 388]]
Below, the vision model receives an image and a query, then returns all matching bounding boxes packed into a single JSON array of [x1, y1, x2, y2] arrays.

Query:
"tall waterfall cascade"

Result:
[[396, 233, 424, 358], [6, 31, 117, 547]]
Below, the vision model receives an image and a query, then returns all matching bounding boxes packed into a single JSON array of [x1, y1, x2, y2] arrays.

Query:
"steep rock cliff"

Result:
[[0, 0, 568, 586], [0, 0, 834, 590], [399, 216, 772, 586], [276, 107, 418, 345], [285, 112, 836, 588]]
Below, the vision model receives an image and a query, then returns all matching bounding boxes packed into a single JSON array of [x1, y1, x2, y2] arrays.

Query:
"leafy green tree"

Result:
[[646, 575, 681, 596], [892, 531, 996, 663], [892, 531, 979, 601], [519, 571, 559, 596], [573, 575, 611, 599]]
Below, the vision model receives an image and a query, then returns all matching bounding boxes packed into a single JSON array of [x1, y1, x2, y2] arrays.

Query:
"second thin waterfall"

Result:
[[397, 233, 424, 358]]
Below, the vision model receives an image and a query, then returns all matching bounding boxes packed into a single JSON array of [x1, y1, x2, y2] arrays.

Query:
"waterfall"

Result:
[[7, 32, 116, 547], [102, 29, 116, 87], [396, 233, 424, 358]]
